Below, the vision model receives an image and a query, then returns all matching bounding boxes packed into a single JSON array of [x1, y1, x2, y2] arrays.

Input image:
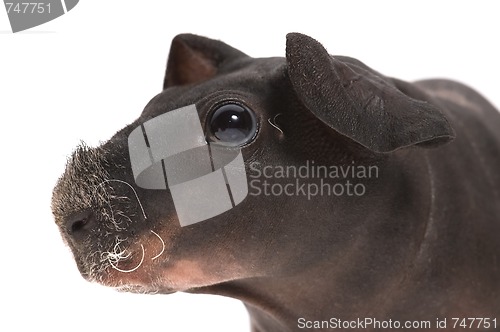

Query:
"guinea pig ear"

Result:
[[163, 34, 248, 89], [285, 33, 455, 153]]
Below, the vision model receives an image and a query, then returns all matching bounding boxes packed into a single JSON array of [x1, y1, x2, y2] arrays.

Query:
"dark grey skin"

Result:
[[52, 33, 500, 331]]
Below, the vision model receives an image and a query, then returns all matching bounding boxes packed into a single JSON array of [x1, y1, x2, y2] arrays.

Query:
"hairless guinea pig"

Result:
[[52, 33, 500, 331]]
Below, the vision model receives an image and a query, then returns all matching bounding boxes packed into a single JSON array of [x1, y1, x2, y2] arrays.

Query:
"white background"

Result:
[[1, 1, 499, 331]]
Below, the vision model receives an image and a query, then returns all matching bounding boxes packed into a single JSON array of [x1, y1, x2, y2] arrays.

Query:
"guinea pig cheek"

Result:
[[157, 255, 251, 291], [101, 229, 251, 292]]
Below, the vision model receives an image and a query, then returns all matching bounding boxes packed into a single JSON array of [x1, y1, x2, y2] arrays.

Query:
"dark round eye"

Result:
[[208, 103, 257, 146]]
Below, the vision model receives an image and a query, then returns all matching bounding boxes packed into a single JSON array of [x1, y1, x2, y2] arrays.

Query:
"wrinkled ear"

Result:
[[285, 33, 455, 153], [163, 34, 248, 89]]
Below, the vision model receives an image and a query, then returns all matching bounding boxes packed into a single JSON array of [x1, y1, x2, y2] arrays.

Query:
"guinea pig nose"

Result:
[[66, 210, 95, 235]]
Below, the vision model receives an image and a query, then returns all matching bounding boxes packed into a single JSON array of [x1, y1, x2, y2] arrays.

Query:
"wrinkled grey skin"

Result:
[[52, 33, 500, 331]]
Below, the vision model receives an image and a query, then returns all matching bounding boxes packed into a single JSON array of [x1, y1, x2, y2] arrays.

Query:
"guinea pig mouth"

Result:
[[71, 229, 168, 289]]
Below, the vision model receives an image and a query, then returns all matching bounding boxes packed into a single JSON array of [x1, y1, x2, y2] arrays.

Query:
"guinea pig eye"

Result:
[[208, 103, 257, 146]]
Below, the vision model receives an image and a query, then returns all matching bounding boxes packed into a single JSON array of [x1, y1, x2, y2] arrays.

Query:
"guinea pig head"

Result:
[[51, 33, 454, 294]]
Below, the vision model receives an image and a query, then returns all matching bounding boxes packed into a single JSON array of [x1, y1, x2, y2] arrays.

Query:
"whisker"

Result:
[[96, 179, 147, 220], [100, 236, 130, 264], [150, 230, 165, 260], [93, 185, 117, 227], [108, 244, 145, 273], [268, 113, 284, 134]]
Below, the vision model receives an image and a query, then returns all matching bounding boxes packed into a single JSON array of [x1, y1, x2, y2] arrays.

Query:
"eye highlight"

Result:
[[208, 103, 257, 146]]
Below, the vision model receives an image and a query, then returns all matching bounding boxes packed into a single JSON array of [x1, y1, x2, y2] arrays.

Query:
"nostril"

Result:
[[66, 210, 94, 235], [71, 219, 88, 233]]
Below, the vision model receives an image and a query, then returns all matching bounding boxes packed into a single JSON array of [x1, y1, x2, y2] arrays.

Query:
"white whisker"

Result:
[[108, 244, 145, 273], [100, 236, 130, 264], [150, 230, 165, 260], [93, 183, 118, 229], [268, 113, 284, 134], [96, 179, 147, 220]]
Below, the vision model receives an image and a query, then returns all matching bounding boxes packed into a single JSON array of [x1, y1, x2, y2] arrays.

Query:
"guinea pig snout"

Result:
[[64, 209, 95, 239]]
